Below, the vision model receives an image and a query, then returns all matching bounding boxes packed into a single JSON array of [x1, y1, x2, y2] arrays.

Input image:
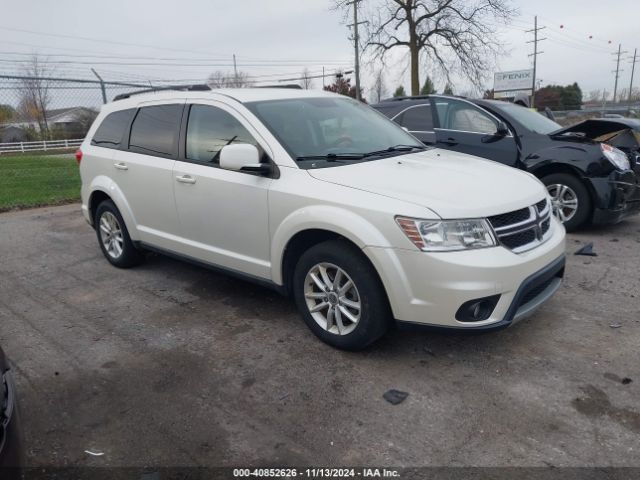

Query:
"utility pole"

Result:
[[347, 0, 366, 101], [526, 16, 546, 109], [628, 48, 638, 103], [232, 54, 239, 87], [612, 44, 628, 103]]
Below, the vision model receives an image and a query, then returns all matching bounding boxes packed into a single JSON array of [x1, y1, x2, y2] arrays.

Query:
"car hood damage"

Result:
[[550, 119, 640, 143], [550, 119, 640, 167], [307, 149, 547, 219]]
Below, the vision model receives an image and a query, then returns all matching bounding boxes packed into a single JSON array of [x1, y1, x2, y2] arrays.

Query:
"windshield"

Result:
[[491, 102, 562, 134], [245, 96, 424, 165]]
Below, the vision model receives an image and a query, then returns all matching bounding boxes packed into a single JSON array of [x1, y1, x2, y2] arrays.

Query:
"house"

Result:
[[0, 106, 97, 141], [0, 126, 28, 143]]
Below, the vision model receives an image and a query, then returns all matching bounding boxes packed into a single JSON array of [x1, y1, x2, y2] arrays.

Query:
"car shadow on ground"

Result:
[[138, 250, 531, 363]]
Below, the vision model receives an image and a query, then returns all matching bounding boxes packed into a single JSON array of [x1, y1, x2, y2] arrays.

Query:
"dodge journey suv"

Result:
[[79, 87, 566, 350]]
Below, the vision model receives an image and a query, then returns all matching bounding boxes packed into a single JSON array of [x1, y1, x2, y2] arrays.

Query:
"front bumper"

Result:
[[364, 217, 566, 330], [590, 169, 640, 225]]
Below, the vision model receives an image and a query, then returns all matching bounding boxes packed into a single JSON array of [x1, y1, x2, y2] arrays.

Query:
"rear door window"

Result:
[[91, 109, 135, 149], [129, 104, 183, 158], [399, 104, 434, 132]]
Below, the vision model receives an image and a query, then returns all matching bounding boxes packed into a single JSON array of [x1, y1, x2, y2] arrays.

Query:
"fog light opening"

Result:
[[455, 295, 501, 322]]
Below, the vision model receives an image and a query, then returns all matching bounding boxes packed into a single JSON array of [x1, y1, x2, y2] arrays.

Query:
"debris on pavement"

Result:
[[622, 378, 632, 385], [575, 243, 597, 256], [84, 450, 104, 456], [383, 389, 409, 405], [609, 323, 622, 329]]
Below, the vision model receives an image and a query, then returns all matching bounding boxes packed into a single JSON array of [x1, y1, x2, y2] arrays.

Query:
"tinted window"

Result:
[[436, 99, 497, 134], [91, 109, 135, 149], [186, 105, 258, 163], [129, 104, 182, 157], [400, 105, 433, 131]]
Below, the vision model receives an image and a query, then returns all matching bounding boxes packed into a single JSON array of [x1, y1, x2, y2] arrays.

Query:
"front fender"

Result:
[[87, 175, 140, 241], [270, 205, 391, 285], [526, 143, 612, 178]]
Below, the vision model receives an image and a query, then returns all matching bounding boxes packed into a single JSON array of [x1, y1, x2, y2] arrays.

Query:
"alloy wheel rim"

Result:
[[547, 183, 579, 223], [99, 211, 124, 259], [304, 262, 361, 336]]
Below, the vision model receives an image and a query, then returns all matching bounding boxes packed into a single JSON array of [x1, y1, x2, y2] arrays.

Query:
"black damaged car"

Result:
[[1, 345, 22, 475], [373, 95, 640, 231]]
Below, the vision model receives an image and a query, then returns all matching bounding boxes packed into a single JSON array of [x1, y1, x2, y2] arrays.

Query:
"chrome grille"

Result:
[[488, 198, 552, 253]]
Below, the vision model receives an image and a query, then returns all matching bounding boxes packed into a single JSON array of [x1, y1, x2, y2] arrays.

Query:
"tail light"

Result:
[[75, 149, 83, 164]]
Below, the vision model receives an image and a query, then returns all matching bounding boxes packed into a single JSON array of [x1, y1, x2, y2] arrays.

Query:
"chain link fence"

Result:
[[0, 74, 153, 211]]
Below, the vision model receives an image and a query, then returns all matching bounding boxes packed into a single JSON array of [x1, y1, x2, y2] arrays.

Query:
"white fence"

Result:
[[0, 138, 83, 155]]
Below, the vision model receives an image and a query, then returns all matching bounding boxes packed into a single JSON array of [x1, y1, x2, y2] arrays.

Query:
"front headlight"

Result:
[[396, 217, 496, 251], [601, 143, 630, 170]]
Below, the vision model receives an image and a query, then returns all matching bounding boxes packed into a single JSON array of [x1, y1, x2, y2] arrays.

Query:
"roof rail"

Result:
[[380, 94, 467, 102], [380, 95, 433, 102], [256, 84, 303, 89], [113, 84, 211, 101]]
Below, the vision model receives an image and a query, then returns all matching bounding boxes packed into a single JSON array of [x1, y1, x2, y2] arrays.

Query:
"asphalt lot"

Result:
[[0, 203, 639, 468]]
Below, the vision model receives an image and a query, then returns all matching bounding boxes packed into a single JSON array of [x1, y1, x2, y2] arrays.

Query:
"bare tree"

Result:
[[19, 55, 53, 139], [336, 0, 515, 95], [586, 89, 602, 102], [207, 70, 252, 88], [371, 69, 387, 102], [300, 68, 314, 89]]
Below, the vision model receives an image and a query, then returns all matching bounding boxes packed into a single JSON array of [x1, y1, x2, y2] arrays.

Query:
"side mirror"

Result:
[[495, 121, 509, 137], [219, 144, 270, 174]]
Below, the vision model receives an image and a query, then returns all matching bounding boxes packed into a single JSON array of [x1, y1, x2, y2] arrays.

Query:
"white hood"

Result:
[[308, 149, 547, 218]]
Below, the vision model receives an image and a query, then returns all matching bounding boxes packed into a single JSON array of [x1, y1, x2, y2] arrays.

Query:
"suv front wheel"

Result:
[[292, 240, 390, 350], [95, 199, 144, 268]]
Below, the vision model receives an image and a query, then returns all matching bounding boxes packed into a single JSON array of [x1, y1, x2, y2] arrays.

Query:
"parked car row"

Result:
[[372, 95, 640, 231]]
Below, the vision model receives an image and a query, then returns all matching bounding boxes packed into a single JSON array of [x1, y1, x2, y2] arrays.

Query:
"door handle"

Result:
[[113, 162, 128, 170], [176, 174, 196, 184], [443, 138, 458, 146]]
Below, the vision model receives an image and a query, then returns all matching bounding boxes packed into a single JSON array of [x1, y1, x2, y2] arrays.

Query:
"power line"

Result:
[[0, 50, 353, 65]]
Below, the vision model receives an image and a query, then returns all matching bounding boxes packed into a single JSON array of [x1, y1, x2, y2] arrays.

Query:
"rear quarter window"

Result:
[[91, 109, 135, 149]]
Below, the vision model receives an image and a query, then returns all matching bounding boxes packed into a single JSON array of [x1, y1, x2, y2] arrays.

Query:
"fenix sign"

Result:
[[494, 69, 533, 92]]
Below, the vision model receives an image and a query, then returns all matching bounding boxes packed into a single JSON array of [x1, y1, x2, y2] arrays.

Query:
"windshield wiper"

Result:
[[296, 153, 365, 162], [361, 144, 427, 158]]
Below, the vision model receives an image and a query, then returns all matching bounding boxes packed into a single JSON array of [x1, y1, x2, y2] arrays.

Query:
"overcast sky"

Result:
[[0, 0, 638, 101]]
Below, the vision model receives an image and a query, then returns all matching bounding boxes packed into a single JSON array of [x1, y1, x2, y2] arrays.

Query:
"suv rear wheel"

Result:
[[541, 173, 592, 232], [292, 239, 390, 350], [95, 200, 144, 268]]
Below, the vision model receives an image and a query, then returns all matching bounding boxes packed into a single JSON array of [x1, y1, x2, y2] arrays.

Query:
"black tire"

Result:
[[292, 239, 391, 350], [94, 199, 144, 268], [541, 173, 592, 232]]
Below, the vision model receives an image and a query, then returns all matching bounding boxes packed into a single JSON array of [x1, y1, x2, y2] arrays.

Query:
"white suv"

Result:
[[79, 87, 566, 350]]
